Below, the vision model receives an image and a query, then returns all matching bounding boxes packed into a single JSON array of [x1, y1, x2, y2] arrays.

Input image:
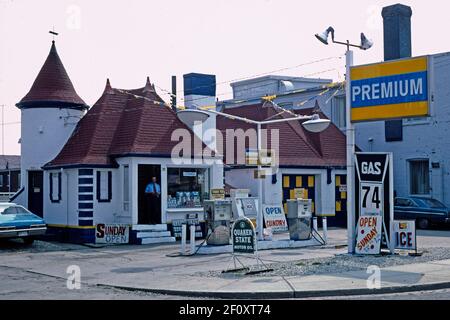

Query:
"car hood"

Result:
[[0, 213, 46, 228]]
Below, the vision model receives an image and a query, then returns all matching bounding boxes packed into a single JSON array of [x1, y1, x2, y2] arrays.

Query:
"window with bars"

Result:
[[409, 160, 430, 195], [96, 171, 112, 202], [49, 172, 62, 203]]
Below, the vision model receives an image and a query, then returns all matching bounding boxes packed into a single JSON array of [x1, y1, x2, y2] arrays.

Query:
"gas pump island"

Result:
[[199, 188, 323, 253]]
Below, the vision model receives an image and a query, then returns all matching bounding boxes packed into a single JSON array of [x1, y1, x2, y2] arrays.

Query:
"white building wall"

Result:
[[21, 108, 83, 173], [225, 169, 258, 197], [184, 94, 216, 109], [226, 167, 346, 217], [43, 168, 79, 226], [93, 169, 123, 225], [355, 52, 450, 205], [18, 108, 84, 207]]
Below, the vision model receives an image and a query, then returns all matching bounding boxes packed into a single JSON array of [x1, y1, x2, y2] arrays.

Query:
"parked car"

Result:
[[0, 203, 46, 245], [394, 197, 450, 229]]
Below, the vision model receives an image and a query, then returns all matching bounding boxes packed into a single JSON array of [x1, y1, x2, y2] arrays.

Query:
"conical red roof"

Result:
[[16, 41, 88, 109]]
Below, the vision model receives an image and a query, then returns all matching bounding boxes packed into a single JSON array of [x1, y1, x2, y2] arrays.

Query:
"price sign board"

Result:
[[360, 182, 383, 216], [355, 153, 394, 252], [211, 188, 225, 200]]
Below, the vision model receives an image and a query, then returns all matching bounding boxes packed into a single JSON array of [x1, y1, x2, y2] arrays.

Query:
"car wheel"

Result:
[[23, 238, 35, 245], [418, 219, 430, 229]]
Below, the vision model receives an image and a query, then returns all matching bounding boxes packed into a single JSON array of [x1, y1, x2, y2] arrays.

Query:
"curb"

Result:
[[97, 280, 450, 299], [96, 284, 295, 299]]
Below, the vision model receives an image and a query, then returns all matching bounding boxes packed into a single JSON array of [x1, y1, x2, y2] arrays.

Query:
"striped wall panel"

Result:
[[78, 169, 94, 226]]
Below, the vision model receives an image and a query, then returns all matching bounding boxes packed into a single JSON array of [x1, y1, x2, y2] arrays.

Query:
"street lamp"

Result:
[[206, 105, 330, 240], [315, 27, 373, 51], [315, 26, 373, 254]]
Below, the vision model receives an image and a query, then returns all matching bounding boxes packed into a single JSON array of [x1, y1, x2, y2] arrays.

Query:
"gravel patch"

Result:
[[197, 247, 450, 278], [0, 239, 85, 253]]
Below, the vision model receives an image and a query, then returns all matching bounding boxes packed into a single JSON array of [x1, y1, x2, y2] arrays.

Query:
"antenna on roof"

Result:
[[49, 27, 58, 42]]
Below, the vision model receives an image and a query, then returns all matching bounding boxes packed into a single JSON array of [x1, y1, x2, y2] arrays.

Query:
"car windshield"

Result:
[[418, 198, 446, 209], [0, 205, 32, 215]]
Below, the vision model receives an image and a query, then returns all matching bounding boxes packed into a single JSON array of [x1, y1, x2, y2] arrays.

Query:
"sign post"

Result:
[[354, 153, 394, 254]]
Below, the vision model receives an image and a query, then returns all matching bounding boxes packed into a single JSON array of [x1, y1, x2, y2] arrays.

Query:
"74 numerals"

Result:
[[223, 305, 271, 315], [362, 185, 381, 209]]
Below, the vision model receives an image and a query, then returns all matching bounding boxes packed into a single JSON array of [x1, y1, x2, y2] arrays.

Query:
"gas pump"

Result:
[[203, 199, 232, 245], [286, 199, 313, 241]]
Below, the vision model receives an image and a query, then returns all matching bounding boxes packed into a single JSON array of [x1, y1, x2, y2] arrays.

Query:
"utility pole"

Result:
[[314, 27, 373, 253], [171, 76, 177, 112], [1, 104, 4, 155]]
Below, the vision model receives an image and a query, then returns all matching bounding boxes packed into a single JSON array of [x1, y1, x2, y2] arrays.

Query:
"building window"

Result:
[[167, 168, 209, 209], [49, 172, 62, 203], [332, 96, 346, 129], [96, 171, 112, 202], [385, 120, 403, 142], [123, 165, 129, 211], [409, 160, 430, 195], [0, 175, 3, 187]]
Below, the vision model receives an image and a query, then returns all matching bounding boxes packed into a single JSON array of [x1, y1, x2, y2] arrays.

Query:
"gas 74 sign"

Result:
[[360, 183, 383, 216], [355, 153, 394, 253]]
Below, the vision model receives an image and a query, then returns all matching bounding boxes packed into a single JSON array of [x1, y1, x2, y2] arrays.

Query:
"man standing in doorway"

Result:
[[145, 177, 161, 224]]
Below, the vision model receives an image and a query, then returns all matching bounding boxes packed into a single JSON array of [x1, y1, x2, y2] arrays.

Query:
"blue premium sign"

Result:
[[351, 56, 429, 122]]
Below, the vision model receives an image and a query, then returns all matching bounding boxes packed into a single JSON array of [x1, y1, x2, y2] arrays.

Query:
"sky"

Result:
[[0, 0, 449, 155]]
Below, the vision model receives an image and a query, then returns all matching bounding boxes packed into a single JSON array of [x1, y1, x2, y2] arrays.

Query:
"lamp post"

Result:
[[208, 107, 331, 240], [315, 27, 373, 253]]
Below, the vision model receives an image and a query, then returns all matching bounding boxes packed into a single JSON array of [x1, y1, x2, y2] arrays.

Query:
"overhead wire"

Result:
[[2, 56, 345, 127], [157, 55, 343, 99]]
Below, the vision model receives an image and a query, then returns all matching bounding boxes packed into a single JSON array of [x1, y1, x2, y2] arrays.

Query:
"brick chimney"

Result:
[[382, 3, 413, 142], [382, 3, 412, 61]]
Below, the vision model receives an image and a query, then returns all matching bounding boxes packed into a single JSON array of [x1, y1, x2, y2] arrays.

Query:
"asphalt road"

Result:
[[0, 228, 449, 300], [0, 265, 193, 300], [319, 289, 450, 300]]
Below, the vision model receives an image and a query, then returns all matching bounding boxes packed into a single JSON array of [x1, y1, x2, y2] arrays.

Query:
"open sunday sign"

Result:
[[351, 56, 429, 122]]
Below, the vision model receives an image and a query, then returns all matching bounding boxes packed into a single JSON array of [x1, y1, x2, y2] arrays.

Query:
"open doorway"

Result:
[[138, 165, 162, 225], [28, 171, 43, 217]]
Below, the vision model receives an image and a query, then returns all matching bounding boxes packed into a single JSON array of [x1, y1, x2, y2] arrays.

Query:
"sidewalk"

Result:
[[92, 258, 450, 299]]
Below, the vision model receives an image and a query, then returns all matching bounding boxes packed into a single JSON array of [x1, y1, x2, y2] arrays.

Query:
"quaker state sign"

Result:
[[232, 217, 256, 254]]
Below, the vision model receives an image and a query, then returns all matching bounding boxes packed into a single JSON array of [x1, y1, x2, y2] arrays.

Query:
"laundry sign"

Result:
[[355, 216, 382, 255], [96, 224, 130, 244], [263, 205, 288, 233]]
